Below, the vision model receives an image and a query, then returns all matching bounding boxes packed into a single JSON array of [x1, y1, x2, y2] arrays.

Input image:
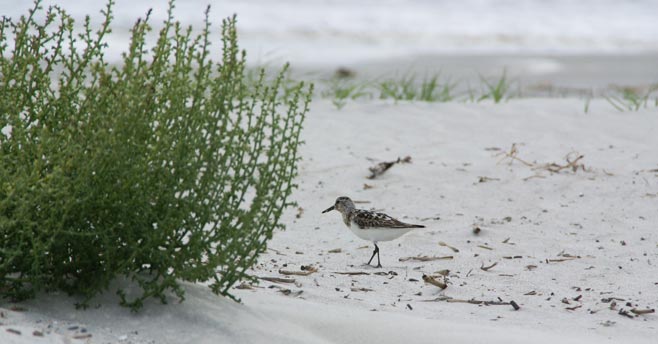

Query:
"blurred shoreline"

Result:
[[4, 0, 657, 96]]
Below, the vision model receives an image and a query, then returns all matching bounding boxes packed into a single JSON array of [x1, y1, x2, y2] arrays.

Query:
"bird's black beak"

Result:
[[322, 205, 335, 214]]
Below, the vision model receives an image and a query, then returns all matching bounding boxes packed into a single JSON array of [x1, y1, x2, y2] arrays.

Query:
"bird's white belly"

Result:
[[348, 225, 413, 242]]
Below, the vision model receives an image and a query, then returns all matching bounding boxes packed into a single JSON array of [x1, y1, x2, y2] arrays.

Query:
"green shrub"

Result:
[[0, 0, 312, 310]]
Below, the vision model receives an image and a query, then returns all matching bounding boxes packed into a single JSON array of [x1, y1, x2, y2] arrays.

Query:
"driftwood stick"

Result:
[[618, 309, 634, 319], [260, 276, 296, 284], [367, 156, 412, 179], [546, 257, 580, 263], [278, 288, 303, 297], [332, 271, 370, 276], [279, 266, 318, 276], [438, 241, 460, 253], [424, 296, 520, 310], [399, 255, 454, 262], [510, 300, 521, 310], [523, 173, 546, 181], [480, 262, 498, 271], [422, 274, 448, 289], [350, 287, 374, 292], [445, 298, 514, 307]]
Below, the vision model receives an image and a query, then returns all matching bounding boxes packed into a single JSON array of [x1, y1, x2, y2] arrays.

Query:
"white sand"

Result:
[[2, 98, 657, 343]]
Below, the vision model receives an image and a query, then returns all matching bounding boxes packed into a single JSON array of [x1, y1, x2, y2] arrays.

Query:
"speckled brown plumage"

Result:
[[349, 209, 425, 229]]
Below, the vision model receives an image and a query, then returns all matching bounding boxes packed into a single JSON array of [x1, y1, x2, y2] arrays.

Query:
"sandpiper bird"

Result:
[[322, 196, 425, 268]]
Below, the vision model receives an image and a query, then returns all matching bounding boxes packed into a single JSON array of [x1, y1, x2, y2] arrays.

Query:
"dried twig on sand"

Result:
[[496, 143, 533, 166], [438, 241, 460, 252], [278, 289, 303, 297], [522, 173, 546, 181], [351, 287, 374, 292], [260, 276, 296, 284], [601, 297, 626, 303], [534, 152, 588, 173], [480, 262, 498, 271], [495, 144, 594, 179], [333, 271, 370, 276], [399, 255, 454, 262], [547, 258, 579, 263], [618, 309, 635, 319], [546, 254, 581, 263], [424, 296, 520, 310], [268, 248, 287, 256], [422, 274, 448, 289], [477, 176, 500, 183], [367, 156, 412, 179], [279, 265, 318, 276]]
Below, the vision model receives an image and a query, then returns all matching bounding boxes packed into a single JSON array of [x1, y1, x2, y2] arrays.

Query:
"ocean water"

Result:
[[3, 0, 658, 66]]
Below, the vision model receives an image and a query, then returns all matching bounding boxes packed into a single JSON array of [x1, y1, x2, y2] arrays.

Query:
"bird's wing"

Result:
[[352, 210, 424, 229]]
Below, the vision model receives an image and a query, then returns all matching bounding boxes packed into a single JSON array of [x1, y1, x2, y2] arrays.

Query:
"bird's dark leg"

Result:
[[367, 244, 377, 266], [367, 244, 382, 268], [375, 244, 382, 268]]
